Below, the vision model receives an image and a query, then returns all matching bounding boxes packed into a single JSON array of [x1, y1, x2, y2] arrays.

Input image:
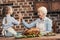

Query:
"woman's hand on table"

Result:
[[44, 32, 56, 36]]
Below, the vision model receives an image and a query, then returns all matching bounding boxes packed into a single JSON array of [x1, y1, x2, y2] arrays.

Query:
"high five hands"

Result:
[[19, 13, 23, 20]]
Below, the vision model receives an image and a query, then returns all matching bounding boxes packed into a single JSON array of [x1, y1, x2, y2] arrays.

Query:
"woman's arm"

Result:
[[22, 19, 38, 28]]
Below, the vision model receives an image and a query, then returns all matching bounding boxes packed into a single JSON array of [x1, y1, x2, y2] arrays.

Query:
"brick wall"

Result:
[[0, 0, 35, 32], [0, 0, 60, 33]]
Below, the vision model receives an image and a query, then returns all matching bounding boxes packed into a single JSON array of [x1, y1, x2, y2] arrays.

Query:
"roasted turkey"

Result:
[[23, 28, 40, 36]]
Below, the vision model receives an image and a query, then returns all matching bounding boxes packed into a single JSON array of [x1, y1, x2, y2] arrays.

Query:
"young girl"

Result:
[[2, 6, 22, 37]]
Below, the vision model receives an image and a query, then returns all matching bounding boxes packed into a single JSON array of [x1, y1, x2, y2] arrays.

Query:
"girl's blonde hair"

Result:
[[2, 6, 12, 17]]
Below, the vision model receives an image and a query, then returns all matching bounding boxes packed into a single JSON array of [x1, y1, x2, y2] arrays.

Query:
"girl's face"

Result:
[[6, 7, 13, 15], [7, 7, 13, 15]]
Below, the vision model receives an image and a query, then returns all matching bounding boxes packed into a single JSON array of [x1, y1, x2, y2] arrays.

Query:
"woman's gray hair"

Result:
[[37, 6, 47, 15]]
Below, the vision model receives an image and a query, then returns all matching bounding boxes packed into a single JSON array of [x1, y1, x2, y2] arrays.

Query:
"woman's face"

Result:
[[38, 10, 45, 19]]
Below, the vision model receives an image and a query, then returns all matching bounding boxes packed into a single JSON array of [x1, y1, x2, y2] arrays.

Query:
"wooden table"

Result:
[[0, 34, 60, 40]]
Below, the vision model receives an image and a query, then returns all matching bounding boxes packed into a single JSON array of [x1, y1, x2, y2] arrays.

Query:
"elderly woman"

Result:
[[22, 6, 52, 35]]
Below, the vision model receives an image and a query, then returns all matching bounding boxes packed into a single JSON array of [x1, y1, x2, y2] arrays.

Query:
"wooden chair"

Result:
[[0, 27, 3, 36], [52, 20, 57, 33]]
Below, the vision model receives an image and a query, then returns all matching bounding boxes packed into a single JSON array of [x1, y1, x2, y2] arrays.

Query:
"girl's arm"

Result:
[[2, 17, 7, 26], [12, 17, 20, 26]]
